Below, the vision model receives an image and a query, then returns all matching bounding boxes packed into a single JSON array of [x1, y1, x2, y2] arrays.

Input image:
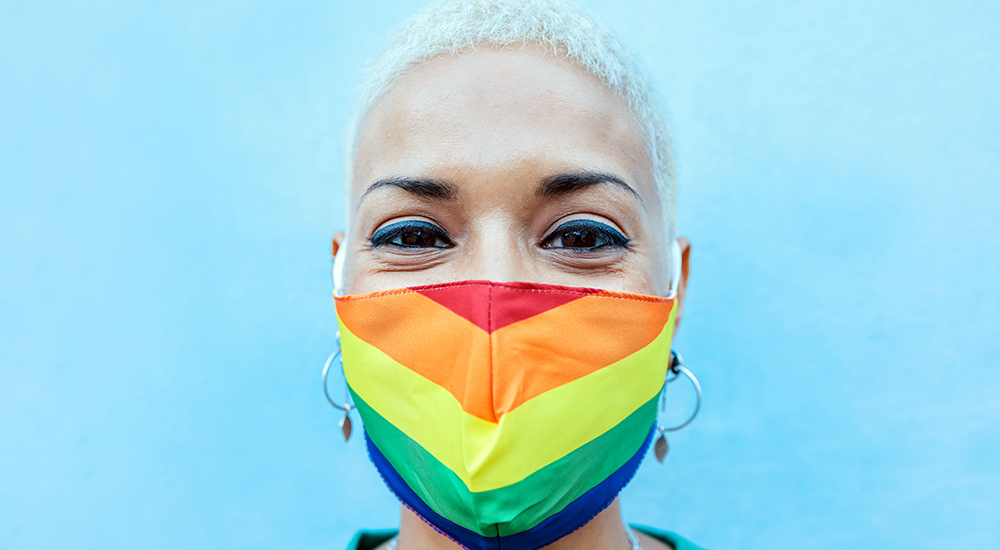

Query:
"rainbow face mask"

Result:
[[334, 277, 678, 550]]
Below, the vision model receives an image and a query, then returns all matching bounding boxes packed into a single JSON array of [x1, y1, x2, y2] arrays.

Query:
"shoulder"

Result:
[[631, 524, 708, 550], [345, 529, 397, 550]]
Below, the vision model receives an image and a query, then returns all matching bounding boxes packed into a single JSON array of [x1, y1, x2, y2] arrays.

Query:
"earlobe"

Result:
[[674, 237, 691, 332]]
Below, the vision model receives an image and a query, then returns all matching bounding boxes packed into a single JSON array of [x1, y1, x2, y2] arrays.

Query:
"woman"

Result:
[[326, 1, 702, 549]]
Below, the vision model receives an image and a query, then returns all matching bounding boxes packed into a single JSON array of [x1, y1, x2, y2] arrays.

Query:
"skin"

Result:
[[332, 45, 691, 550]]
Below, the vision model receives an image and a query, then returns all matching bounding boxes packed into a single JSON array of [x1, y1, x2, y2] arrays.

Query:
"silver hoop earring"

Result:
[[654, 350, 701, 463], [322, 332, 355, 442]]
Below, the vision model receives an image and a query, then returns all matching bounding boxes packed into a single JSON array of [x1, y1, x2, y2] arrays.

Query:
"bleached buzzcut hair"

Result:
[[343, 0, 677, 242]]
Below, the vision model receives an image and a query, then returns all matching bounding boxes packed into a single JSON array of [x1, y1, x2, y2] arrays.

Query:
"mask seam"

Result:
[[503, 289, 672, 304], [488, 281, 497, 426], [335, 284, 673, 304], [486, 283, 501, 548]]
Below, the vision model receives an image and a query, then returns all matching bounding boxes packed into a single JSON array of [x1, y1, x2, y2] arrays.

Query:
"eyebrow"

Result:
[[358, 171, 640, 207], [536, 171, 643, 204], [359, 177, 459, 205]]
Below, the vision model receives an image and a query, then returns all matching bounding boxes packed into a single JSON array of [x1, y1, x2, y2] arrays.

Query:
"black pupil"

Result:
[[400, 228, 437, 247], [562, 228, 598, 248]]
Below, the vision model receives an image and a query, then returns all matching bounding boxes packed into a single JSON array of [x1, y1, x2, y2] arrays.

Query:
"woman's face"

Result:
[[339, 45, 685, 302]]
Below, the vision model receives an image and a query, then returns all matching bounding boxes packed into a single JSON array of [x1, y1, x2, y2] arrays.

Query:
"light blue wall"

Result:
[[2, 1, 997, 549]]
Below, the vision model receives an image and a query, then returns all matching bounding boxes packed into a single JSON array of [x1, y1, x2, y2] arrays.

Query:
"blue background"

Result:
[[2, 1, 998, 548]]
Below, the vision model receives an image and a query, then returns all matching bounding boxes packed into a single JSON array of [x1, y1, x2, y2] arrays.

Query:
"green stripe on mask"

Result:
[[352, 388, 657, 536]]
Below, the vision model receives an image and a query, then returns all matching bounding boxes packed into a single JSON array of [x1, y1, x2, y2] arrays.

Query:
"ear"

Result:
[[673, 237, 691, 333], [331, 231, 345, 258]]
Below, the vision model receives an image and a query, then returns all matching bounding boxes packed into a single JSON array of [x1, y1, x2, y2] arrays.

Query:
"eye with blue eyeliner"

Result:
[[370, 219, 454, 249], [541, 219, 630, 251]]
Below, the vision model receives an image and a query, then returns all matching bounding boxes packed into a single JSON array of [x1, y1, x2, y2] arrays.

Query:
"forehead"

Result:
[[352, 45, 655, 205]]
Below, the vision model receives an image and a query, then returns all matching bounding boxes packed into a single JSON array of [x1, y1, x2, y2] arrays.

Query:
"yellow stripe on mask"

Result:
[[339, 306, 675, 493]]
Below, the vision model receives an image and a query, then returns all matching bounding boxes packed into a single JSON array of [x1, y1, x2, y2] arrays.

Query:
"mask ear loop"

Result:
[[667, 240, 682, 298], [332, 232, 347, 297], [654, 240, 699, 462], [325, 232, 354, 442]]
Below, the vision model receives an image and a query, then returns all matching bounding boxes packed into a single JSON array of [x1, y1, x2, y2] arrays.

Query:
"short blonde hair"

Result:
[[344, 0, 677, 241]]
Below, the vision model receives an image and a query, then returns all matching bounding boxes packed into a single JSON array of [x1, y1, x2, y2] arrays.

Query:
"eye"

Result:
[[541, 219, 629, 250], [370, 220, 454, 249]]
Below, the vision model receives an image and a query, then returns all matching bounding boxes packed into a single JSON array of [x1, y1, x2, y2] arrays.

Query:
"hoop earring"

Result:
[[322, 332, 355, 442], [654, 350, 702, 462]]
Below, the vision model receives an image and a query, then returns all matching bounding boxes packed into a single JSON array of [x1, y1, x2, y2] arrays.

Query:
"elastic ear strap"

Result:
[[668, 240, 682, 298], [333, 233, 347, 296]]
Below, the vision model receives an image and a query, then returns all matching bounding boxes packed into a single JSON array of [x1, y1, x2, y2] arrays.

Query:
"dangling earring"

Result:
[[322, 331, 355, 442], [654, 350, 702, 462]]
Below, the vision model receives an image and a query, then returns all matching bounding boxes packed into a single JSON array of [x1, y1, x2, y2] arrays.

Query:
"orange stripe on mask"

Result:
[[336, 291, 496, 422], [491, 293, 674, 415]]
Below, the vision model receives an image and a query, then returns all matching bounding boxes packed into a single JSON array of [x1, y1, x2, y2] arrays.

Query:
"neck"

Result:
[[396, 498, 632, 550]]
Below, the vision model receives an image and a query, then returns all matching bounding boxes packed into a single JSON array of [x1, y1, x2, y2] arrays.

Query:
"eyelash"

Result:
[[540, 219, 630, 251], [369, 219, 629, 251], [370, 220, 454, 249]]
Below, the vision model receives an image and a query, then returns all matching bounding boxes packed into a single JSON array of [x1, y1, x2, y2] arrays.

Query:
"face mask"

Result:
[[334, 277, 678, 550]]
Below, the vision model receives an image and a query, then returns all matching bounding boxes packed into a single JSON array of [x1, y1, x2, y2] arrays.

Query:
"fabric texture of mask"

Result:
[[335, 280, 677, 550]]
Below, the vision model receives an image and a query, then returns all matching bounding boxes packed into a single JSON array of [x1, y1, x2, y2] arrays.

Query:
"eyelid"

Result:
[[552, 218, 621, 232]]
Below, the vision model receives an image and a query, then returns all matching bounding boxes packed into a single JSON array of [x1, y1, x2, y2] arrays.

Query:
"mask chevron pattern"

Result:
[[335, 280, 677, 550]]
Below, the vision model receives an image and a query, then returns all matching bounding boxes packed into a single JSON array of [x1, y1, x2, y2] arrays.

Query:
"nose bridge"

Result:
[[463, 216, 532, 283]]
